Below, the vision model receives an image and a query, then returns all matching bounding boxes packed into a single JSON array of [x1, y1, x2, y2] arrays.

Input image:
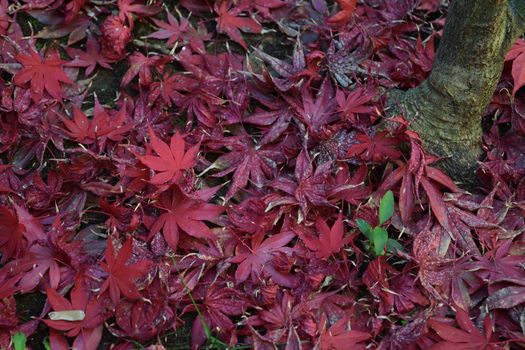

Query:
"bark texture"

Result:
[[389, 0, 525, 186]]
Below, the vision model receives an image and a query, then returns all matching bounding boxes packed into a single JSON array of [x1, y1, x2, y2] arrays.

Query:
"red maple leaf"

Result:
[[117, 0, 161, 28], [121, 52, 170, 87], [346, 131, 402, 162], [376, 133, 466, 251], [137, 126, 200, 185], [330, 164, 371, 206], [505, 38, 525, 96], [327, 0, 358, 25], [363, 257, 396, 315], [190, 284, 248, 349], [210, 133, 285, 200], [44, 278, 104, 350], [110, 278, 173, 342], [149, 72, 196, 107], [472, 239, 525, 284], [100, 239, 151, 304], [149, 186, 224, 251], [0, 206, 26, 263], [300, 214, 352, 259], [25, 170, 62, 210], [146, 9, 190, 46], [335, 87, 375, 123], [0, 204, 44, 263], [13, 48, 73, 102], [0, 274, 20, 299], [214, 0, 262, 49], [318, 314, 371, 350], [61, 106, 92, 143], [231, 231, 295, 283], [65, 35, 113, 76], [269, 149, 332, 215], [254, 37, 321, 91], [61, 103, 132, 147], [284, 79, 337, 139], [428, 308, 499, 350], [8, 242, 62, 292]]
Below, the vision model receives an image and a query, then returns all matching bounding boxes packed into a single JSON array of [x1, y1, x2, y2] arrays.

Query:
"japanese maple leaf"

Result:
[[254, 37, 320, 91], [0, 204, 44, 263], [191, 284, 248, 349], [300, 214, 352, 259], [428, 308, 499, 350], [26, 170, 62, 210], [210, 133, 285, 200], [61, 106, 92, 143], [346, 131, 402, 162], [243, 107, 293, 146], [330, 164, 371, 206], [13, 48, 73, 102], [284, 79, 337, 139], [335, 87, 375, 123], [470, 239, 525, 284], [319, 315, 371, 350], [231, 231, 295, 283], [149, 186, 224, 250], [137, 126, 200, 185], [65, 35, 113, 76], [90, 102, 133, 144], [214, 0, 262, 49], [9, 243, 61, 292], [146, 9, 190, 46], [0, 206, 26, 263], [363, 257, 396, 315], [505, 38, 525, 96], [391, 272, 429, 314], [269, 149, 332, 215], [61, 103, 132, 146], [44, 279, 104, 350], [121, 52, 170, 87], [118, 0, 161, 28], [0, 274, 20, 299], [441, 200, 504, 257], [108, 278, 172, 341], [327, 0, 357, 25], [376, 133, 465, 241], [149, 72, 196, 107], [100, 239, 151, 304], [257, 292, 295, 328]]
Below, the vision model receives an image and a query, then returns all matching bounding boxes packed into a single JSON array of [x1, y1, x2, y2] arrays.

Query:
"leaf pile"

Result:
[[1, 0, 525, 349]]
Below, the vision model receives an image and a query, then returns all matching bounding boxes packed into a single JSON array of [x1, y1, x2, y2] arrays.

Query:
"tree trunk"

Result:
[[389, 0, 525, 186]]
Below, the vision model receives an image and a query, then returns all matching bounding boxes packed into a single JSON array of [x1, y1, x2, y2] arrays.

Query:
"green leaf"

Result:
[[356, 219, 372, 238], [386, 238, 405, 254], [379, 190, 394, 225], [372, 227, 388, 256], [13, 332, 26, 350], [43, 338, 51, 350]]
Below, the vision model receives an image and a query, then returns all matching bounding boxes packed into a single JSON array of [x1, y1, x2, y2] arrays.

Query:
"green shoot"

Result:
[[13, 332, 26, 350], [356, 190, 404, 256]]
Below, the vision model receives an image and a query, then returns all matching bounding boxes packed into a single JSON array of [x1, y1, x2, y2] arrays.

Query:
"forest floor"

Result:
[[1, 0, 525, 349]]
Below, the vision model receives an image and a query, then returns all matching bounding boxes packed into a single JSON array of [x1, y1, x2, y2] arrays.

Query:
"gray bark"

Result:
[[389, 0, 525, 186]]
